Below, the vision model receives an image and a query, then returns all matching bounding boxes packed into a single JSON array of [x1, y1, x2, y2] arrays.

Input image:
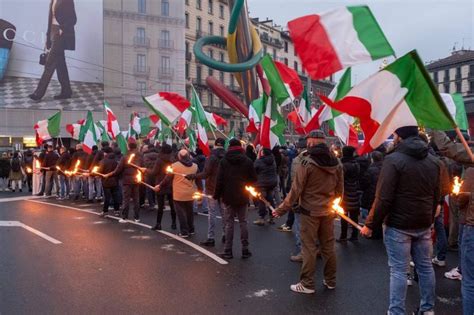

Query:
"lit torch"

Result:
[[26, 167, 32, 174], [452, 176, 463, 195], [34, 159, 41, 172], [91, 166, 105, 177], [136, 171, 154, 189], [192, 192, 213, 200], [245, 185, 275, 212], [165, 165, 187, 177], [127, 153, 141, 170], [332, 197, 362, 231]]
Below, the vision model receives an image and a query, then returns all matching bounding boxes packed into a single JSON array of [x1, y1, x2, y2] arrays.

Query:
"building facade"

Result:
[[104, 0, 186, 127], [427, 49, 474, 134]]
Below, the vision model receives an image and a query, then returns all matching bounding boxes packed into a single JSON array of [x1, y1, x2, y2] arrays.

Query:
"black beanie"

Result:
[[394, 126, 419, 139], [342, 146, 356, 158], [228, 138, 241, 148]]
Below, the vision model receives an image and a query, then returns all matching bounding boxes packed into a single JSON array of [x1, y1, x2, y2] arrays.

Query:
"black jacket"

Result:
[[254, 155, 278, 189], [341, 156, 360, 213], [47, 0, 76, 50], [214, 148, 257, 207], [0, 158, 10, 178], [100, 153, 118, 188], [360, 161, 383, 210], [110, 150, 143, 185], [193, 154, 206, 172], [195, 147, 226, 195], [56, 151, 71, 170], [150, 152, 174, 195], [366, 136, 442, 230], [71, 149, 88, 171], [43, 150, 60, 169]]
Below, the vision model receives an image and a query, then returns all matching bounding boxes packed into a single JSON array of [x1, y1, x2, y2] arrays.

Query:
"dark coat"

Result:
[[43, 150, 60, 169], [47, 0, 77, 50], [56, 151, 71, 170], [195, 147, 226, 195], [360, 161, 383, 210], [143, 150, 159, 184], [109, 150, 143, 185], [366, 136, 444, 231], [0, 158, 10, 178], [150, 152, 174, 195], [214, 148, 257, 207], [341, 156, 360, 213], [71, 149, 88, 171], [100, 153, 118, 188], [254, 154, 278, 189], [193, 154, 206, 172]]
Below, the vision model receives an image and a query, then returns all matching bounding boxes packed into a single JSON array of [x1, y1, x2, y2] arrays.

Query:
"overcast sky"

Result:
[[248, 0, 473, 83]]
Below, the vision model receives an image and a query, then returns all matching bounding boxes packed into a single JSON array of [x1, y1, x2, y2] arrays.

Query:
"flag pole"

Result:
[[455, 127, 474, 162], [169, 126, 190, 151], [215, 128, 230, 140]]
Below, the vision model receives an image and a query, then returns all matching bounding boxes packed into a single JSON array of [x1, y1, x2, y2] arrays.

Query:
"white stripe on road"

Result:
[[26, 200, 228, 265], [0, 220, 62, 244], [0, 196, 42, 203]]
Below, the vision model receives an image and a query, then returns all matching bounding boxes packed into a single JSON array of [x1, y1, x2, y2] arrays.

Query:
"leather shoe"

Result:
[[29, 93, 42, 101]]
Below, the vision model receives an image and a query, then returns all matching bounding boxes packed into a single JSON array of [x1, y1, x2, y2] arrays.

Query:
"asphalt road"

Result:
[[0, 194, 463, 314]]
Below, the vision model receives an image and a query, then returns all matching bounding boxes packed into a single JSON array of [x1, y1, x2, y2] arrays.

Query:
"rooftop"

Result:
[[426, 50, 474, 70]]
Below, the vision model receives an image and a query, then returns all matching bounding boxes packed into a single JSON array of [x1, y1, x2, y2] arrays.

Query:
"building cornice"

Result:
[[104, 9, 184, 26]]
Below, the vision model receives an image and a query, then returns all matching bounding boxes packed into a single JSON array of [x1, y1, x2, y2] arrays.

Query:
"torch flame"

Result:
[[56, 165, 62, 172], [452, 176, 463, 195], [192, 192, 202, 200], [166, 166, 174, 174], [91, 166, 99, 174], [136, 171, 142, 183], [127, 153, 135, 164], [332, 197, 345, 215], [72, 160, 81, 175], [245, 185, 261, 198], [26, 167, 32, 174]]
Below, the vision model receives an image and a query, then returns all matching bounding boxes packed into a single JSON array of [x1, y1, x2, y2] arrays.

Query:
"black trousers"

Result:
[[122, 184, 140, 220], [174, 200, 194, 235], [156, 193, 176, 225], [340, 210, 360, 239], [103, 187, 120, 213], [34, 25, 71, 97]]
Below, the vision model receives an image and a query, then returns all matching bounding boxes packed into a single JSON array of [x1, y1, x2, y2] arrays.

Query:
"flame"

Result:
[[56, 165, 62, 172], [127, 153, 135, 164], [91, 166, 99, 174], [166, 166, 174, 174], [332, 197, 345, 215], [34, 159, 40, 169], [136, 171, 142, 183], [26, 167, 32, 174], [245, 185, 261, 198], [192, 192, 202, 200], [72, 160, 81, 174], [452, 176, 463, 195]]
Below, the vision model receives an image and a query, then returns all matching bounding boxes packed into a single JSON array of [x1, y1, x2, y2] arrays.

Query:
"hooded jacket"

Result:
[[99, 153, 119, 188], [360, 160, 383, 210], [341, 156, 360, 213], [275, 143, 343, 217], [254, 154, 278, 189], [109, 150, 143, 185], [70, 149, 88, 172], [194, 147, 226, 195], [214, 148, 258, 207], [365, 136, 445, 230], [150, 152, 174, 195]]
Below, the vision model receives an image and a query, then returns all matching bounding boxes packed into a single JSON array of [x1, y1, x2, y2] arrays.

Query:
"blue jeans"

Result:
[[384, 226, 435, 315], [360, 207, 369, 223], [207, 198, 224, 240], [73, 176, 87, 199], [434, 209, 448, 261], [461, 225, 474, 315], [88, 176, 102, 200], [193, 181, 208, 213], [58, 174, 69, 198], [459, 224, 465, 274], [294, 213, 301, 254]]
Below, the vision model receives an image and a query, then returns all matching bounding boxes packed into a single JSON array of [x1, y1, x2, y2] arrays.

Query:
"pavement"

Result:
[[0, 192, 463, 314]]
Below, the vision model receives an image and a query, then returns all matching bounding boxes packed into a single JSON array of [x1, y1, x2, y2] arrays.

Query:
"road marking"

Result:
[[0, 196, 42, 203], [26, 200, 228, 265], [0, 220, 62, 244]]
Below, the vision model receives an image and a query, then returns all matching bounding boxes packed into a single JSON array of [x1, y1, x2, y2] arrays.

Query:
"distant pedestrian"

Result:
[[0, 152, 11, 191], [9, 152, 24, 192]]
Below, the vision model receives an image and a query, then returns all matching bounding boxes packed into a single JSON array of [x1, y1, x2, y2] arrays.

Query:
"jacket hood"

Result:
[[395, 136, 428, 160], [212, 147, 226, 159], [178, 159, 193, 168], [260, 154, 275, 166], [308, 144, 339, 167], [225, 150, 248, 165]]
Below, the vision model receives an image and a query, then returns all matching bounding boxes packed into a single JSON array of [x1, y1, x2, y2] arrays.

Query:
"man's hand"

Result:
[[435, 205, 441, 218], [360, 226, 372, 238], [153, 185, 161, 192], [185, 174, 196, 181]]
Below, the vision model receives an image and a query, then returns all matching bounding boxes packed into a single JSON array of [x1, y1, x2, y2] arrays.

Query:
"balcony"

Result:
[[186, 52, 192, 61], [158, 39, 174, 50], [228, 84, 242, 93], [158, 67, 174, 79], [133, 36, 150, 48], [133, 65, 150, 77], [192, 78, 206, 87]]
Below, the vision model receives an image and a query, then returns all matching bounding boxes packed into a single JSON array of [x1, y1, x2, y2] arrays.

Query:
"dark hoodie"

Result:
[[194, 147, 226, 195], [214, 147, 258, 207], [100, 152, 119, 188], [254, 153, 278, 189], [341, 155, 360, 213], [366, 136, 443, 230], [150, 151, 174, 195]]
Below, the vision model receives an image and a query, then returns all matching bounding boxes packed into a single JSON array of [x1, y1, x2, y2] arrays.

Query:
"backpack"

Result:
[[11, 158, 21, 172]]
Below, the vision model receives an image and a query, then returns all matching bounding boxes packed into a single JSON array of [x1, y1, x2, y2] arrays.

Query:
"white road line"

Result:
[[0, 196, 42, 203], [26, 200, 228, 265], [0, 220, 62, 244]]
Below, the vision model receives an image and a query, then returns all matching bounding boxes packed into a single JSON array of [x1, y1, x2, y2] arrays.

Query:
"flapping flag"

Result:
[[143, 92, 190, 125], [34, 112, 61, 143], [80, 111, 98, 154], [441, 93, 468, 131], [104, 101, 120, 139], [275, 60, 304, 98]]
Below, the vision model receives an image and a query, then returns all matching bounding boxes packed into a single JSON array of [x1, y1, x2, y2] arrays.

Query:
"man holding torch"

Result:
[[273, 130, 343, 294]]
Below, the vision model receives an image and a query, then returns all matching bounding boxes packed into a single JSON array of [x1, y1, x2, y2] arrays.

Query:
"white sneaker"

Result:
[[409, 261, 415, 267], [444, 267, 462, 280], [323, 280, 335, 290], [432, 257, 446, 267], [290, 282, 315, 294], [119, 219, 127, 223]]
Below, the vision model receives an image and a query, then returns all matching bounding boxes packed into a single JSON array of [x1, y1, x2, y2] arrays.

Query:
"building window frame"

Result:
[[196, 0, 202, 10], [161, 0, 169, 16], [138, 0, 146, 14], [185, 13, 189, 28], [219, 4, 225, 19], [208, 0, 213, 14]]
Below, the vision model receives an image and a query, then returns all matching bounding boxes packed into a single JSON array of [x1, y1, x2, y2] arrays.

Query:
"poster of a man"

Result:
[[29, 0, 77, 101]]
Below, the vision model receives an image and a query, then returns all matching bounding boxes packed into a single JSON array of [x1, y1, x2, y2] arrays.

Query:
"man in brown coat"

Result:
[[274, 130, 343, 294]]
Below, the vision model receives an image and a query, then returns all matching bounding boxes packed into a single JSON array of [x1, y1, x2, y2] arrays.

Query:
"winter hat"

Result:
[[161, 144, 172, 154], [342, 146, 356, 158], [394, 126, 419, 139], [228, 138, 241, 148]]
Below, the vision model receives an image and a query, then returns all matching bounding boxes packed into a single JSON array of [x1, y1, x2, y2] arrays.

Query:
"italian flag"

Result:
[[34, 112, 61, 142], [104, 101, 120, 139], [96, 120, 111, 142], [246, 96, 264, 133], [275, 60, 303, 98], [176, 107, 194, 134], [288, 5, 395, 80], [116, 133, 128, 154], [191, 87, 211, 156], [297, 86, 314, 126], [143, 92, 190, 125], [129, 113, 141, 138], [321, 50, 456, 154], [441, 93, 468, 131], [80, 111, 98, 154], [206, 112, 227, 129], [260, 93, 286, 149], [319, 67, 357, 146], [261, 54, 293, 107], [66, 119, 85, 140]]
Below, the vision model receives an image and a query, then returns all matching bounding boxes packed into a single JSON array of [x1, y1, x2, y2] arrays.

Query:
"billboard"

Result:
[[0, 0, 103, 111]]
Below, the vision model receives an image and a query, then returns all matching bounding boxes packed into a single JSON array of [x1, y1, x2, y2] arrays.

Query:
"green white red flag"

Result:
[[259, 93, 286, 149], [320, 50, 456, 154], [104, 101, 120, 139], [288, 5, 394, 80], [143, 92, 190, 125], [80, 111, 98, 154], [441, 93, 468, 131], [260, 54, 293, 107], [34, 112, 61, 143], [274, 60, 304, 98], [66, 119, 85, 140], [191, 86, 211, 156], [129, 113, 141, 138], [246, 96, 264, 133]]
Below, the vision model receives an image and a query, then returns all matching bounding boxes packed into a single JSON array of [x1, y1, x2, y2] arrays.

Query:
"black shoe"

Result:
[[222, 235, 226, 243], [152, 224, 162, 231], [219, 250, 233, 259], [53, 93, 72, 100], [242, 249, 252, 259], [171, 223, 177, 230], [19, 189, 22, 192], [29, 93, 42, 101], [200, 239, 215, 247], [189, 230, 195, 235], [336, 237, 348, 243]]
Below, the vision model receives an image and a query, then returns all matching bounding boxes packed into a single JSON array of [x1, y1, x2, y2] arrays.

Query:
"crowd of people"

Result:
[[1, 126, 472, 314]]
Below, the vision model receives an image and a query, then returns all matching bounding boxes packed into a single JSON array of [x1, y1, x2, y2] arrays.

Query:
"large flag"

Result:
[[320, 50, 455, 154], [66, 119, 85, 140], [246, 96, 264, 133], [80, 111, 98, 154], [274, 60, 304, 98], [176, 107, 194, 134], [206, 112, 227, 129], [34, 112, 61, 142], [260, 54, 293, 107], [129, 113, 141, 138], [104, 101, 120, 139], [116, 133, 128, 154], [297, 86, 313, 126], [260, 94, 286, 149], [143, 92, 190, 125], [96, 120, 111, 142], [441, 93, 468, 131], [191, 87, 211, 156], [288, 5, 395, 80]]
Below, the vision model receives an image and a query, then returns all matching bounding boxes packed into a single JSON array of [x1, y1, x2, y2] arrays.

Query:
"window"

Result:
[[137, 54, 146, 71], [263, 45, 267, 54], [445, 69, 449, 81], [284, 41, 288, 53], [220, 71, 224, 83], [219, 4, 224, 18], [208, 49, 213, 59], [161, 56, 171, 71], [185, 62, 189, 78], [138, 0, 146, 13], [186, 87, 190, 100], [185, 13, 189, 28], [208, 21, 213, 35], [444, 83, 450, 93], [196, 17, 202, 31], [162, 83, 171, 92], [294, 46, 297, 56], [196, 65, 202, 82], [433, 71, 438, 83], [219, 52, 224, 62], [137, 81, 147, 95], [196, 0, 201, 10], [136, 27, 145, 44], [208, 91, 214, 107], [219, 99, 224, 109], [294, 61, 298, 72], [220, 25, 224, 37], [161, 0, 169, 16], [161, 30, 170, 48], [284, 57, 288, 66], [230, 75, 235, 88], [185, 41, 189, 54], [470, 80, 474, 92], [208, 0, 213, 14], [470, 65, 474, 77], [208, 66, 213, 76]]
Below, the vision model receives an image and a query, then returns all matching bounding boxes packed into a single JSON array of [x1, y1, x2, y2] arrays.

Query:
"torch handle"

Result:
[[336, 211, 363, 231], [139, 181, 155, 190], [129, 162, 142, 170], [259, 196, 276, 212]]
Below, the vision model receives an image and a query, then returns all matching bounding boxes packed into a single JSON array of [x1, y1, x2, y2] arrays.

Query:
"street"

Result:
[[0, 194, 463, 314]]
